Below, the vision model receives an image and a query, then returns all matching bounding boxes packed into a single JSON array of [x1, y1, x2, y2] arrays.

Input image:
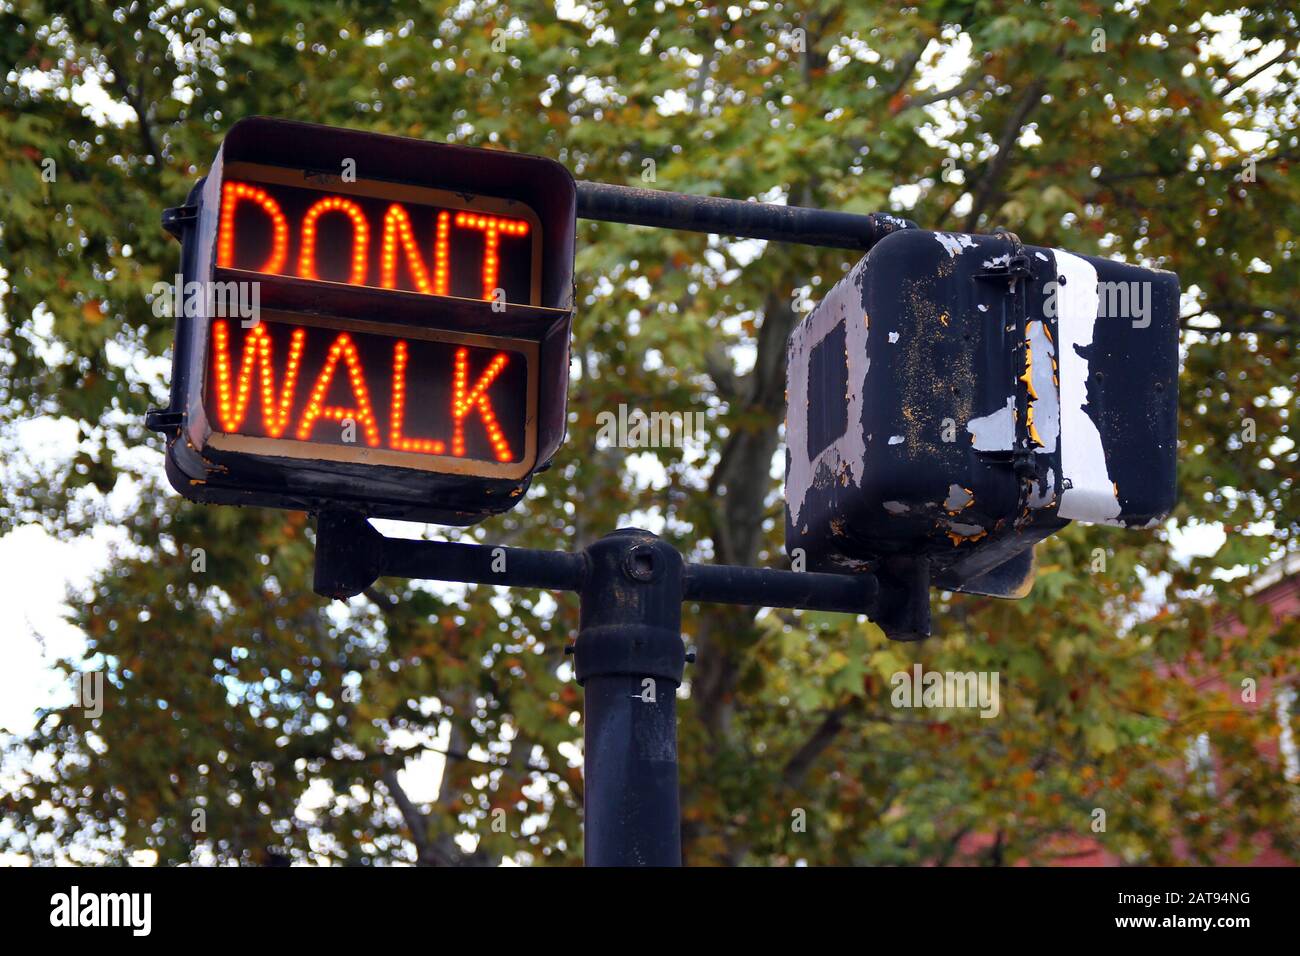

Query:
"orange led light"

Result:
[[298, 196, 369, 285], [451, 347, 513, 461], [295, 332, 382, 446], [389, 340, 447, 455], [218, 176, 532, 304], [380, 204, 434, 293], [453, 212, 529, 300], [433, 210, 451, 297], [211, 319, 305, 436], [217, 181, 289, 274]]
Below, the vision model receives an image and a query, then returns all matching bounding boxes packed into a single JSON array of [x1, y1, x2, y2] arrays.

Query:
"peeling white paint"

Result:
[[785, 256, 872, 527], [1034, 251, 1049, 261], [935, 232, 977, 258], [1029, 467, 1056, 508], [1027, 320, 1059, 454], [977, 303, 989, 313], [888, 435, 905, 445], [982, 254, 1010, 269], [888, 331, 900, 343], [1053, 250, 1123, 525], [944, 484, 973, 511], [967, 396, 1016, 451]]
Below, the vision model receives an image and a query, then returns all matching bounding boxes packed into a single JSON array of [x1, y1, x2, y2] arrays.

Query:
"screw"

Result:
[[685, 651, 696, 664]]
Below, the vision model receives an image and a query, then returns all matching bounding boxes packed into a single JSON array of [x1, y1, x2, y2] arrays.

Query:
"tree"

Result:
[[2, 0, 1296, 866]]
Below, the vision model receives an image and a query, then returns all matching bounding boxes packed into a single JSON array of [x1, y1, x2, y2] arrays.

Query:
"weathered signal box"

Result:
[[786, 228, 1179, 607]]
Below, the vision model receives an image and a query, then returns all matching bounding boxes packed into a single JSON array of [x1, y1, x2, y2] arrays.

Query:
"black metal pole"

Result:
[[311, 513, 904, 866], [576, 180, 915, 251], [572, 530, 685, 867]]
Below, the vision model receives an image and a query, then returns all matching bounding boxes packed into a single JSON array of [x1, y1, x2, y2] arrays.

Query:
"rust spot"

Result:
[[943, 519, 988, 546], [1021, 326, 1038, 399], [896, 280, 973, 459]]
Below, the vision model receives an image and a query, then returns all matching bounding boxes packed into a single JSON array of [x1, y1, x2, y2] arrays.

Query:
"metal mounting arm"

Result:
[[576, 180, 916, 251], [311, 510, 929, 866]]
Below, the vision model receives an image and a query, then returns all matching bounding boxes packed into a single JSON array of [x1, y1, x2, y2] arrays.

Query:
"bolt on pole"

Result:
[[572, 530, 686, 866]]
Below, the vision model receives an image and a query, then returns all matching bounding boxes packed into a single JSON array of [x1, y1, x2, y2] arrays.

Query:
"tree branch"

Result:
[[1220, 47, 1292, 100], [883, 43, 928, 103], [380, 765, 454, 866], [1096, 148, 1299, 186], [896, 65, 986, 113], [1182, 301, 1299, 335], [782, 708, 847, 788], [703, 342, 740, 402], [963, 74, 1047, 231], [98, 44, 164, 167]]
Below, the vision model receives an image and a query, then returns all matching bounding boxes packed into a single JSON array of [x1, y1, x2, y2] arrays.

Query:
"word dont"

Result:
[[218, 180, 530, 302]]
